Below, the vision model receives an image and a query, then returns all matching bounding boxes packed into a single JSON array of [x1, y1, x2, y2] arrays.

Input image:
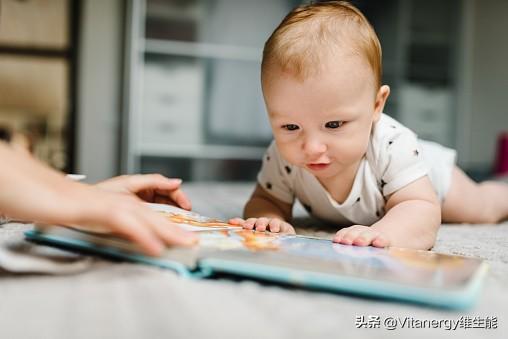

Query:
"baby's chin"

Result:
[[302, 164, 336, 176], [310, 169, 338, 179]]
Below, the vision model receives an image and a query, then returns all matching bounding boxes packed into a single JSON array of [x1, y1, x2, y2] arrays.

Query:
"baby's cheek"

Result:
[[333, 141, 365, 162], [277, 143, 301, 164]]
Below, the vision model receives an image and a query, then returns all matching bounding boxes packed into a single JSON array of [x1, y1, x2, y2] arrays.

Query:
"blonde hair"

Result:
[[262, 1, 382, 89]]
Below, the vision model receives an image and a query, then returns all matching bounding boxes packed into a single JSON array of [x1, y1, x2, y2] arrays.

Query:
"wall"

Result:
[[466, 0, 508, 170], [76, 0, 123, 182], [74, 0, 508, 179]]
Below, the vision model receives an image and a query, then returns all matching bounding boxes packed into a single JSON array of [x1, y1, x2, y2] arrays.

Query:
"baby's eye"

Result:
[[325, 120, 344, 129], [282, 124, 299, 131]]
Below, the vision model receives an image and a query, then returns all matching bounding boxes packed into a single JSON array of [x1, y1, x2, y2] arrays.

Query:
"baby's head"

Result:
[[261, 1, 390, 180]]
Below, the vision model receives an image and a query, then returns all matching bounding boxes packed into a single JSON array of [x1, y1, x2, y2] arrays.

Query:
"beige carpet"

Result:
[[0, 182, 506, 339]]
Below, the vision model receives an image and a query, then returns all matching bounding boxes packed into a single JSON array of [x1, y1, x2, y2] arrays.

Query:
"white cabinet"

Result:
[[140, 58, 204, 147], [398, 84, 454, 147]]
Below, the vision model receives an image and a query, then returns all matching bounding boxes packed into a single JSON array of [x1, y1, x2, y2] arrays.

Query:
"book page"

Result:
[[146, 203, 241, 231]]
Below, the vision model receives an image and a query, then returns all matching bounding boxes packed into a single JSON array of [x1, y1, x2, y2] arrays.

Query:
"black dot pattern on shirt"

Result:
[[414, 149, 419, 156], [355, 197, 361, 203], [388, 140, 393, 146], [266, 182, 272, 190], [285, 166, 291, 174], [303, 204, 312, 214], [266, 155, 271, 161]]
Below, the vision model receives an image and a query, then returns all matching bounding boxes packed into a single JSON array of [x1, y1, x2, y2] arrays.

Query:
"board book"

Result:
[[25, 203, 488, 310]]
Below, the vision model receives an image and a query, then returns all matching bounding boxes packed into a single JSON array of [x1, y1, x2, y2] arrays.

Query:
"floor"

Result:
[[0, 182, 506, 339]]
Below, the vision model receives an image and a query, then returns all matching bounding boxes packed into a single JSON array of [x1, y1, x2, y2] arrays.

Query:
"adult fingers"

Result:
[[163, 188, 192, 210], [107, 211, 165, 256], [143, 211, 198, 248], [113, 200, 197, 255], [127, 174, 182, 195], [135, 174, 190, 209], [138, 201, 197, 245]]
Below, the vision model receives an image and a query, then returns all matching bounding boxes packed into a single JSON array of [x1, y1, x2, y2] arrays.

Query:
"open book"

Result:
[[25, 203, 488, 310]]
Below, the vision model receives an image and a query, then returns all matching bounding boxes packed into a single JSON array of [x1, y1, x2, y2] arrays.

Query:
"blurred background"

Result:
[[0, 0, 507, 183]]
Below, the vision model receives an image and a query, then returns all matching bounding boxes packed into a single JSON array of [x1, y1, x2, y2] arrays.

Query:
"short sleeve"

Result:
[[369, 117, 429, 196], [257, 142, 295, 204]]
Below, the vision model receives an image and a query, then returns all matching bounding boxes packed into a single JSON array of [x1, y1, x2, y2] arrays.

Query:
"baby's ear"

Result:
[[373, 85, 390, 122]]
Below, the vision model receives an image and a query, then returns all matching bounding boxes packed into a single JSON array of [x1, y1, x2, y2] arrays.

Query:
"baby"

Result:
[[230, 1, 508, 250]]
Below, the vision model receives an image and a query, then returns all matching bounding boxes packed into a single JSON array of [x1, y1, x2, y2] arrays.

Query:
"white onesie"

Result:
[[257, 114, 456, 226]]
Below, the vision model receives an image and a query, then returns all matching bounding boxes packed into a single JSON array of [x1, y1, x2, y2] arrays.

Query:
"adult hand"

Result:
[[96, 174, 192, 210], [0, 143, 197, 256], [68, 185, 197, 256]]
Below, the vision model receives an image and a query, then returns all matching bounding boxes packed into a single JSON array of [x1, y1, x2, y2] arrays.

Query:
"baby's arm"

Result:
[[229, 184, 295, 233], [334, 176, 441, 249]]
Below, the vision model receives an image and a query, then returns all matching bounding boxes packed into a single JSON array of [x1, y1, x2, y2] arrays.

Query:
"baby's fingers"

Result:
[[228, 217, 245, 226], [333, 228, 348, 243], [243, 218, 258, 230], [280, 222, 296, 234], [372, 234, 390, 248], [267, 219, 282, 233], [352, 230, 380, 246], [335, 226, 366, 245], [253, 218, 269, 232]]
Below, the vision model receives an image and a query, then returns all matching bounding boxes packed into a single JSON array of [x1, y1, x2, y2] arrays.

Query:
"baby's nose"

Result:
[[302, 137, 327, 155]]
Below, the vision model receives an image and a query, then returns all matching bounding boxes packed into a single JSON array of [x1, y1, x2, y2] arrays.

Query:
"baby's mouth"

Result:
[[306, 162, 330, 171]]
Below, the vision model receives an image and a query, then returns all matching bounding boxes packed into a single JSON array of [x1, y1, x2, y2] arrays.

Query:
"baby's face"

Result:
[[262, 56, 389, 181]]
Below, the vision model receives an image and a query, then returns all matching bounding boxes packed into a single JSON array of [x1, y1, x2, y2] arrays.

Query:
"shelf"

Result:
[[142, 39, 262, 62], [137, 143, 267, 160], [145, 3, 202, 22]]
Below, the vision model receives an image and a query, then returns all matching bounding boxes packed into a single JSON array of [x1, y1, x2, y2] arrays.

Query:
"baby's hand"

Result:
[[229, 217, 295, 234], [333, 225, 390, 248]]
